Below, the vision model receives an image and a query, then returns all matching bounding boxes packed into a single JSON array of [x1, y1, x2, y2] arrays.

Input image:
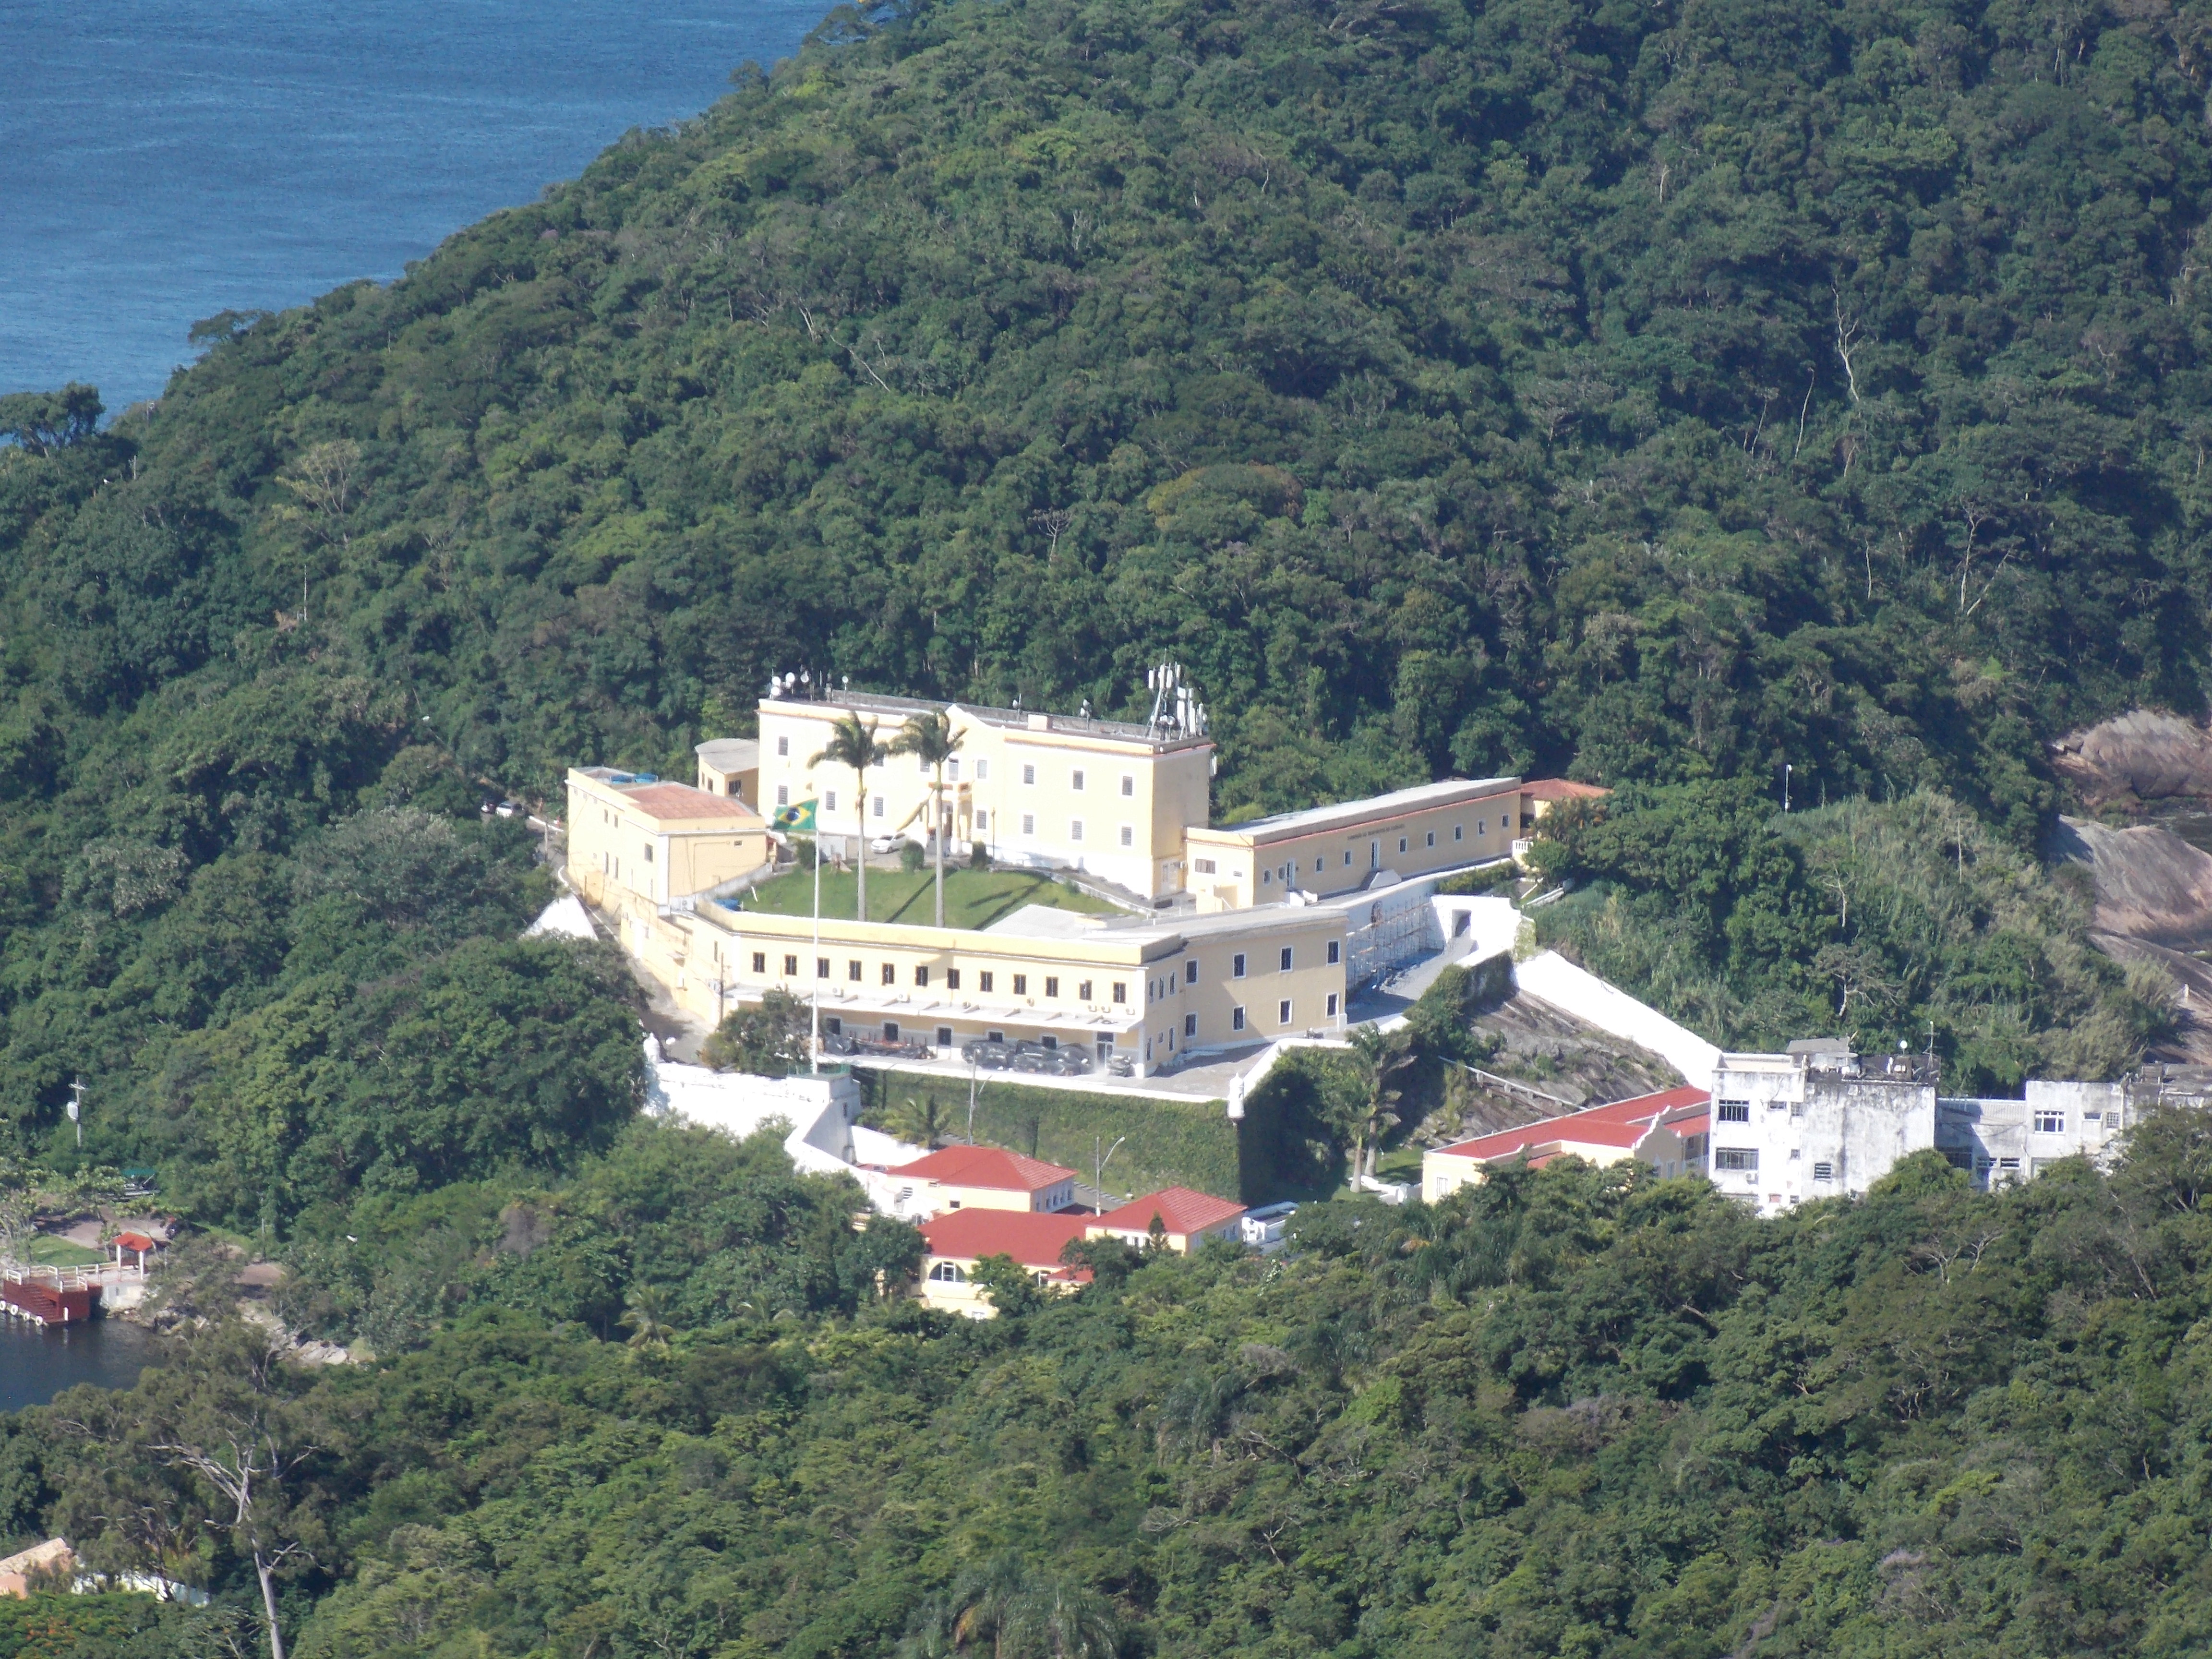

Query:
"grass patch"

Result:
[[26, 1235, 104, 1268], [859, 1073, 1240, 1202], [738, 866, 1119, 929]]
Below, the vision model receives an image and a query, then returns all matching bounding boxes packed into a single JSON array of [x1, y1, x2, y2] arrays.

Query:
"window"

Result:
[[1012, 974, 1028, 995], [1278, 999, 1292, 1025], [1112, 982, 1127, 1004], [1232, 953, 1247, 978], [1195, 858, 1216, 875], [1279, 947, 1294, 971], [846, 960, 862, 982], [917, 754, 930, 774], [1184, 1013, 1197, 1038], [1714, 1148, 1758, 1172], [1943, 1149, 1973, 1170], [825, 1017, 842, 1035], [975, 810, 989, 831], [915, 966, 931, 988], [1120, 774, 1134, 796], [1045, 976, 1059, 998], [1478, 818, 1486, 835], [937, 1025, 953, 1046], [1078, 979, 1092, 999], [776, 736, 789, 757], [1119, 824, 1134, 848], [975, 760, 989, 781], [2033, 1109, 2066, 1133], [2084, 1110, 2103, 1124], [948, 759, 960, 781], [1280, 863, 1293, 885], [1261, 870, 1271, 886], [1398, 836, 1408, 854], [978, 972, 995, 993], [1070, 819, 1084, 842], [1315, 857, 1324, 873], [872, 795, 885, 818], [642, 844, 654, 863], [1326, 992, 1339, 1017], [883, 1022, 900, 1041], [1999, 1156, 2020, 1170], [928, 1261, 966, 1283], [816, 958, 831, 979], [1071, 769, 1085, 792], [1718, 1101, 1751, 1123], [946, 969, 961, 990], [1185, 960, 1198, 985], [1453, 825, 1463, 842], [751, 952, 766, 974], [1343, 850, 1352, 866], [826, 791, 838, 813], [777, 785, 789, 807], [1426, 831, 1435, 848], [1022, 764, 1036, 785], [782, 954, 798, 975], [1232, 1007, 1245, 1031], [1326, 940, 1340, 965], [1022, 814, 1036, 836]]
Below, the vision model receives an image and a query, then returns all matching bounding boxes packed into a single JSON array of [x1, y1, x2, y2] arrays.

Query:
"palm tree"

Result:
[[811, 709, 888, 921], [890, 709, 965, 926], [1343, 1025, 1417, 1187], [618, 1282, 672, 1356], [885, 1094, 952, 1149]]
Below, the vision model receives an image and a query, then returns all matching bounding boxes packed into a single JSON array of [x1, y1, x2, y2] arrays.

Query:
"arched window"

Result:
[[928, 1261, 967, 1283]]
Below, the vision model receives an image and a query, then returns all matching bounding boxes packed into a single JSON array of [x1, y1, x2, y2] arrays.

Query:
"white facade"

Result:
[[1708, 1052, 1936, 1217]]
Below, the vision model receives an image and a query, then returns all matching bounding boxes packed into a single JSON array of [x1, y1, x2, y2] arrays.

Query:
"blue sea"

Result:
[[0, 0, 824, 410]]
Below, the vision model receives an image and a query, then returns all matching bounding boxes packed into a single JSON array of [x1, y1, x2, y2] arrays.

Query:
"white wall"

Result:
[[1513, 951, 1722, 1084]]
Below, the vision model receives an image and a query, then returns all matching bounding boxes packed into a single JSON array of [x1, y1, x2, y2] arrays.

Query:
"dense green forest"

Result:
[[11, 1123, 2212, 1658], [1, 0, 2211, 1646], [4, 0, 2209, 1134]]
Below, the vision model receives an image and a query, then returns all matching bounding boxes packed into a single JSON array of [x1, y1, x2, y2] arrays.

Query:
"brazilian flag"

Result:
[[771, 799, 818, 835]]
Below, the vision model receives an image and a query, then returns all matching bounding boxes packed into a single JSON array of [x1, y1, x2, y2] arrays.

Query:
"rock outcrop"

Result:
[[2051, 710, 2212, 805]]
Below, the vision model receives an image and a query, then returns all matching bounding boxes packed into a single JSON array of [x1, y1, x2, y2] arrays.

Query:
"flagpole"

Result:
[[810, 827, 822, 1074]]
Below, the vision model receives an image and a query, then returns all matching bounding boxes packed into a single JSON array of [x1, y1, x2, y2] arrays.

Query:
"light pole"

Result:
[[1095, 1134, 1127, 1205], [1783, 763, 1792, 812], [967, 1057, 979, 1145], [66, 1079, 83, 1150]]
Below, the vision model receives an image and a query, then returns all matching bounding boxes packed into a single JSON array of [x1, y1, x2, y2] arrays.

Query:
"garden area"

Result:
[[734, 865, 1120, 929]]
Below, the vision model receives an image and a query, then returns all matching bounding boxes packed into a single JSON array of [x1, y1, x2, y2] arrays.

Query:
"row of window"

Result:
[[1247, 821, 1502, 889], [749, 942, 1338, 988], [770, 733, 1144, 800]]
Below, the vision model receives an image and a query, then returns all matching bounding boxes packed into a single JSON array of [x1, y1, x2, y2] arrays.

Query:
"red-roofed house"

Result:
[[1422, 1085, 1710, 1201], [916, 1209, 1094, 1317], [1086, 1187, 1247, 1253], [889, 1145, 1079, 1219]]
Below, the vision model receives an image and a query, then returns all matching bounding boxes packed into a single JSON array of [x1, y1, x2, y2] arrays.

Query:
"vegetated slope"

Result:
[[24, 1129, 2212, 1659], [0, 0, 2207, 1137]]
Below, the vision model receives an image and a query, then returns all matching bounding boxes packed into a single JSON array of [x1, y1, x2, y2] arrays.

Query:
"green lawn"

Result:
[[735, 865, 1119, 929], [26, 1236, 104, 1268]]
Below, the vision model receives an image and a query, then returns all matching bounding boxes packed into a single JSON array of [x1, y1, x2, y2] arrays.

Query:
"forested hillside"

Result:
[[2, 0, 2209, 1137], [15, 1127, 2212, 1659]]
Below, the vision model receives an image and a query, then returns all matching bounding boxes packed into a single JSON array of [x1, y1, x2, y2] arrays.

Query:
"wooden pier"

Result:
[[0, 1269, 98, 1326]]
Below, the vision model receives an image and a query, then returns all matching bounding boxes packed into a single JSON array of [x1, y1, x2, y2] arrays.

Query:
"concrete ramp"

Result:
[[1512, 951, 1720, 1087]]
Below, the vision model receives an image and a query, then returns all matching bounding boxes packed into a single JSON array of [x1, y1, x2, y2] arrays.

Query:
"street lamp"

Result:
[[1095, 1134, 1127, 1205], [1783, 763, 1792, 812]]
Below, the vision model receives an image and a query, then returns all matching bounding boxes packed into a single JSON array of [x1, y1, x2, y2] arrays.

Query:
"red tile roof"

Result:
[[1523, 778, 1610, 803], [1433, 1085, 1709, 1164], [920, 1209, 1094, 1270], [620, 781, 763, 824], [891, 1144, 1079, 1192], [112, 1232, 157, 1252], [1092, 1187, 1246, 1238]]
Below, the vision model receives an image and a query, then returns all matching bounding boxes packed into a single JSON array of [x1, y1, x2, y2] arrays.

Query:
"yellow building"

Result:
[[755, 690, 1213, 902], [621, 888, 1350, 1075], [694, 738, 760, 805], [564, 769, 771, 962], [1184, 777, 1526, 912]]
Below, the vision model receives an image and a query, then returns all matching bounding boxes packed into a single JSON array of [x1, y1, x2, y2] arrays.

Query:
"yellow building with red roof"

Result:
[[887, 1145, 1079, 1218], [1422, 1085, 1711, 1201], [1086, 1187, 1246, 1252]]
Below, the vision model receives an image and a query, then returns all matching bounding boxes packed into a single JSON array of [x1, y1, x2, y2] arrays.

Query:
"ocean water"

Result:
[[0, 1316, 158, 1412], [0, 0, 824, 410]]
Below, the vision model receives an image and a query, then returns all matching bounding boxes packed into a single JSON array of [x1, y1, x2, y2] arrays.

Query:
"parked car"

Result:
[[962, 1039, 1015, 1070], [1106, 1053, 1135, 1077], [1010, 1046, 1051, 1073], [1046, 1047, 1093, 1076]]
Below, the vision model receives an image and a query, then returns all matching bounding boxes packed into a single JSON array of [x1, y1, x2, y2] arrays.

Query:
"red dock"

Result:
[[0, 1273, 98, 1325]]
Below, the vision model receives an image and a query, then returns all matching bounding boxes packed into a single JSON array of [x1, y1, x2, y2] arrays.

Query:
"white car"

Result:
[[869, 834, 906, 855]]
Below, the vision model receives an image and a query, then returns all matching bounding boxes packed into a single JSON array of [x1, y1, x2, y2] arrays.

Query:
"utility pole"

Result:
[[66, 1078, 83, 1150], [1096, 1134, 1127, 1205]]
